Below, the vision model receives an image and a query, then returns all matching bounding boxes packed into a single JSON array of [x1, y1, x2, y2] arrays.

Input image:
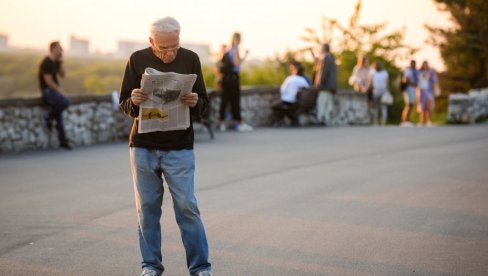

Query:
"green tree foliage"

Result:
[[0, 53, 39, 98], [0, 53, 126, 98], [297, 0, 417, 123], [300, 0, 414, 89], [427, 0, 488, 92]]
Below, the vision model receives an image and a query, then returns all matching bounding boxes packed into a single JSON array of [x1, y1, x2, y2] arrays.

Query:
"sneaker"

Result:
[[195, 271, 213, 276], [60, 140, 73, 150], [426, 122, 433, 127], [141, 268, 161, 276], [400, 121, 414, 127], [219, 122, 226, 132], [237, 122, 253, 132]]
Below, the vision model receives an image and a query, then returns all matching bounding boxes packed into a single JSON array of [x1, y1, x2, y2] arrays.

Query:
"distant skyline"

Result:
[[0, 0, 451, 69]]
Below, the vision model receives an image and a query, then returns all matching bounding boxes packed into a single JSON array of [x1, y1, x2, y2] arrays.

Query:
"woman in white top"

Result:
[[349, 56, 371, 93], [369, 62, 389, 126], [273, 62, 310, 126]]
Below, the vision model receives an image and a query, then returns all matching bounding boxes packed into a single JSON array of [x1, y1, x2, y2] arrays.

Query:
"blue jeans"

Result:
[[372, 93, 388, 126], [41, 88, 69, 141], [129, 147, 211, 275]]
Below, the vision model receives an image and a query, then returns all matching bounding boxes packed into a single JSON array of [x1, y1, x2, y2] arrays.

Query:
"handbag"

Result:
[[434, 82, 441, 97], [381, 91, 393, 105]]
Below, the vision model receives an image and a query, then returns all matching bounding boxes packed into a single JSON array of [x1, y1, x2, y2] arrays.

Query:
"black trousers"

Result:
[[272, 101, 299, 125], [219, 73, 241, 121]]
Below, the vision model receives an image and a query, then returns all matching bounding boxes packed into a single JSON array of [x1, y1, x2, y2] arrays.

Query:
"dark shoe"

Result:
[[60, 140, 72, 150]]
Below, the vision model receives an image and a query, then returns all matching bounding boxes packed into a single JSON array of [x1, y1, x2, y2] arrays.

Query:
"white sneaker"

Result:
[[219, 123, 226, 132], [141, 268, 161, 276], [400, 121, 414, 127], [237, 122, 253, 132], [195, 271, 213, 276], [426, 122, 433, 127]]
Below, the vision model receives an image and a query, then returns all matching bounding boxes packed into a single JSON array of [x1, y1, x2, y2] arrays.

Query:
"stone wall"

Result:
[[0, 95, 130, 153], [0, 87, 369, 153], [448, 88, 488, 124], [209, 87, 370, 127]]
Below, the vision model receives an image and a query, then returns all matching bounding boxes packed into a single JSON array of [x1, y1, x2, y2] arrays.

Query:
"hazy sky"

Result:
[[0, 0, 451, 69]]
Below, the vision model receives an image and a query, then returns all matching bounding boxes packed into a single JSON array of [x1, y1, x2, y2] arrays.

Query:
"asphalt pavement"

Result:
[[1, 125, 487, 275]]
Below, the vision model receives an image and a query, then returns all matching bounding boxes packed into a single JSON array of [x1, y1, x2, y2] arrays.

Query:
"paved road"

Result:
[[1, 125, 488, 275]]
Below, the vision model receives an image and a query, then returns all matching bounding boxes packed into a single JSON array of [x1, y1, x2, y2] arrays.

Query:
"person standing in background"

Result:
[[400, 60, 418, 127], [349, 55, 371, 94], [369, 62, 389, 126], [38, 41, 72, 150], [214, 44, 227, 92], [417, 61, 438, 127], [313, 43, 337, 126], [218, 32, 253, 132]]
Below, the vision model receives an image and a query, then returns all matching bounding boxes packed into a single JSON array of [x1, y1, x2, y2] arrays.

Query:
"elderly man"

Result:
[[119, 17, 212, 276]]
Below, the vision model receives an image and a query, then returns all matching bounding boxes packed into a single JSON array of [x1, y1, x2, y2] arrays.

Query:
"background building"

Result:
[[67, 35, 90, 57], [0, 34, 8, 51]]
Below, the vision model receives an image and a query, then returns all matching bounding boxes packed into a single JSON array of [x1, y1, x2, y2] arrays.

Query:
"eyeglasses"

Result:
[[153, 44, 180, 54]]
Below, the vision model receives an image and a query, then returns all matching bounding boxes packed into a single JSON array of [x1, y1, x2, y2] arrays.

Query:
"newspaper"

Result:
[[138, 68, 197, 133]]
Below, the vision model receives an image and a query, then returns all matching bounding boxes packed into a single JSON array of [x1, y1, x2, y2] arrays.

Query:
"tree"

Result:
[[297, 0, 416, 123], [427, 0, 488, 91], [300, 0, 415, 89]]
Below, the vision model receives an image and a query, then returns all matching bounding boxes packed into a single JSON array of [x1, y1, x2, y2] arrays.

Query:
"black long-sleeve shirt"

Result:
[[119, 47, 208, 150]]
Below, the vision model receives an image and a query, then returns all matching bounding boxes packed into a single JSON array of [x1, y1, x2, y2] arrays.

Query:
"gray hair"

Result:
[[150, 17, 180, 37]]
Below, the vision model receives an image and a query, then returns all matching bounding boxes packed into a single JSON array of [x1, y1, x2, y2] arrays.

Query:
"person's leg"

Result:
[[162, 150, 211, 276], [406, 88, 415, 122], [130, 147, 165, 274], [401, 92, 410, 123], [372, 95, 381, 126], [316, 91, 327, 124], [41, 89, 69, 141], [272, 102, 285, 126], [381, 104, 388, 126], [219, 77, 230, 123], [419, 90, 428, 125], [229, 75, 242, 123], [323, 92, 333, 123], [426, 94, 434, 125]]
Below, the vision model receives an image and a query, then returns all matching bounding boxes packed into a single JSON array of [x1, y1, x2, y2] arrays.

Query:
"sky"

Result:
[[0, 0, 451, 69]]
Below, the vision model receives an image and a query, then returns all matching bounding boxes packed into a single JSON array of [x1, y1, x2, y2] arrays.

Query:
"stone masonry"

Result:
[[448, 88, 488, 124], [0, 88, 370, 153]]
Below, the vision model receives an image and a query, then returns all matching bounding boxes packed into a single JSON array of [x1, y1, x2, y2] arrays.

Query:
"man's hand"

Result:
[[180, 92, 198, 108], [131, 88, 148, 106]]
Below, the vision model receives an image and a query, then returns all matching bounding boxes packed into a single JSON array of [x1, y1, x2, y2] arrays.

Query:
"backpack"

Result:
[[219, 52, 235, 74]]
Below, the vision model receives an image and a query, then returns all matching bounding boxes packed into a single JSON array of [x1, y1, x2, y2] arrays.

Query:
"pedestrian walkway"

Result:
[[1, 125, 487, 275]]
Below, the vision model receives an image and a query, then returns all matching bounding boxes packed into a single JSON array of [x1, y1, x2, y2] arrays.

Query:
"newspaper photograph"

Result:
[[138, 68, 197, 133]]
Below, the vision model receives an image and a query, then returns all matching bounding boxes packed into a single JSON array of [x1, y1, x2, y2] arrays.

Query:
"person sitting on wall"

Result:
[[38, 41, 72, 150], [273, 61, 310, 126]]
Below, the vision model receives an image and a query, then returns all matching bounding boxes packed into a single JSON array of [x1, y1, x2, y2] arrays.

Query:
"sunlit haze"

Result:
[[0, 0, 450, 69]]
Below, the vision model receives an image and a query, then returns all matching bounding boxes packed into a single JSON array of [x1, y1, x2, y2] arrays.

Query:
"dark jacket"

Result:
[[316, 54, 337, 92]]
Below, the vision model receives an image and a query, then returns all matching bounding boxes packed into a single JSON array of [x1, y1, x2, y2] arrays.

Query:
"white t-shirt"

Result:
[[280, 75, 310, 103], [370, 69, 389, 92], [403, 68, 417, 86]]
